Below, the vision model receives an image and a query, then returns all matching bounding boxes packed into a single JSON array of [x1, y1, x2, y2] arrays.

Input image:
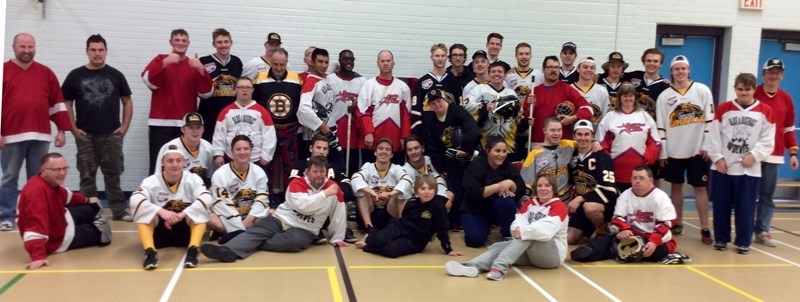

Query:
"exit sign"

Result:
[[740, 0, 764, 10]]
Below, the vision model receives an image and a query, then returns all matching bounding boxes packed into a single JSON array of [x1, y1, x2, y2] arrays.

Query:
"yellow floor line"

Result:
[[687, 266, 764, 302], [0, 268, 168, 274], [570, 264, 793, 268], [327, 267, 343, 302]]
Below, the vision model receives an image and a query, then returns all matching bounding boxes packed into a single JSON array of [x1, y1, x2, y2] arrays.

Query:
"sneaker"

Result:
[[570, 246, 594, 262], [755, 232, 777, 247], [671, 224, 683, 235], [486, 268, 505, 281], [344, 228, 358, 244], [93, 212, 112, 246], [701, 229, 713, 245], [113, 212, 133, 222], [200, 244, 238, 263], [737, 246, 750, 254], [713, 242, 727, 251], [143, 248, 159, 270], [184, 246, 199, 268], [445, 261, 479, 278], [315, 230, 328, 244], [659, 252, 691, 265], [0, 221, 14, 232]]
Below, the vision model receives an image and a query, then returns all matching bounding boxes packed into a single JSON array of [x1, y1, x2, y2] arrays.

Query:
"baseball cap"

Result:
[[578, 56, 596, 67], [266, 32, 282, 44], [427, 89, 446, 102], [670, 55, 690, 68], [602, 52, 629, 71], [561, 42, 577, 52], [472, 50, 488, 60], [573, 119, 594, 133], [762, 58, 784, 70], [183, 112, 204, 126]]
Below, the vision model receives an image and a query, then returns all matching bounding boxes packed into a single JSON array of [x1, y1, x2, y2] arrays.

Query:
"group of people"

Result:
[[2, 28, 797, 276]]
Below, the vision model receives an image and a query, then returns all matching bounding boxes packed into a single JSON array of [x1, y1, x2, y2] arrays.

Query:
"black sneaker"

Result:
[[713, 242, 727, 251], [200, 244, 238, 263], [737, 246, 750, 254], [659, 252, 691, 265], [344, 228, 357, 243], [184, 246, 199, 268], [315, 230, 328, 244], [570, 246, 593, 262], [143, 248, 159, 270]]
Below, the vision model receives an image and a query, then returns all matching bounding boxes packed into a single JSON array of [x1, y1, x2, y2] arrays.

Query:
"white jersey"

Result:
[[213, 100, 277, 162], [356, 77, 411, 150], [463, 83, 516, 117], [505, 67, 544, 101], [155, 137, 215, 179], [571, 82, 610, 127], [242, 56, 270, 80], [130, 171, 211, 224], [596, 109, 660, 160], [614, 186, 676, 240], [327, 73, 366, 149], [402, 156, 448, 198], [298, 74, 335, 139], [210, 162, 269, 232], [656, 82, 715, 159], [275, 177, 348, 244], [351, 163, 413, 199], [707, 100, 775, 177]]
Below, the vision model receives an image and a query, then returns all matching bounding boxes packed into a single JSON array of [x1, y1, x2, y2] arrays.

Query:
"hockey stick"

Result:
[[345, 101, 353, 176], [527, 94, 535, 150]]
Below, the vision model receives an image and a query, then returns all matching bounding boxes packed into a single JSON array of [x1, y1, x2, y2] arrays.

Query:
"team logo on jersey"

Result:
[[189, 166, 208, 177], [204, 63, 216, 74], [313, 99, 334, 122], [268, 93, 293, 118], [728, 116, 758, 154], [536, 157, 549, 170], [214, 74, 238, 97], [527, 210, 547, 223], [637, 93, 656, 119], [555, 101, 575, 116], [369, 175, 382, 186], [668, 103, 704, 127], [164, 199, 188, 212], [608, 95, 619, 111], [515, 85, 530, 101], [618, 122, 646, 134], [233, 188, 257, 214], [421, 210, 432, 219], [156, 192, 170, 204], [666, 95, 679, 106], [440, 126, 463, 148], [380, 94, 401, 105], [508, 78, 519, 88], [572, 170, 598, 195], [421, 78, 433, 90], [590, 103, 602, 123], [630, 78, 642, 87], [336, 91, 358, 104]]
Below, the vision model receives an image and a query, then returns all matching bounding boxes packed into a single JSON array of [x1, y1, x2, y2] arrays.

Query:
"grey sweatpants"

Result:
[[466, 238, 561, 274], [224, 216, 316, 259]]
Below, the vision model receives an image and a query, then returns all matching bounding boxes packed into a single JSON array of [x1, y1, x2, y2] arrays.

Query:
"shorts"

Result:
[[663, 155, 710, 187], [154, 218, 191, 248], [568, 200, 615, 238]]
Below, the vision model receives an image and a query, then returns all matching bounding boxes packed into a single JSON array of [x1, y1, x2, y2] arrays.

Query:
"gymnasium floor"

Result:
[[1, 207, 799, 302]]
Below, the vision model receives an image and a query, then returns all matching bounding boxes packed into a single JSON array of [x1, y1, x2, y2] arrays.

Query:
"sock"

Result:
[[137, 221, 156, 251], [188, 221, 207, 248]]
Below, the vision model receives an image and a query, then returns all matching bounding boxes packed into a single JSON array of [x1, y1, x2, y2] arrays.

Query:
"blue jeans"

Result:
[[755, 162, 779, 234], [461, 195, 518, 248], [1, 140, 50, 221], [712, 171, 760, 247]]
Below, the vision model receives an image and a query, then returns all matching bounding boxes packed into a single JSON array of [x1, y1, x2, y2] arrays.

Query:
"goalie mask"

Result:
[[616, 236, 645, 262], [492, 95, 521, 119], [555, 101, 576, 116]]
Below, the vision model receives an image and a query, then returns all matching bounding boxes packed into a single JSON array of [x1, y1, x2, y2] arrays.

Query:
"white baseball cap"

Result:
[[670, 55, 690, 68], [573, 119, 594, 133]]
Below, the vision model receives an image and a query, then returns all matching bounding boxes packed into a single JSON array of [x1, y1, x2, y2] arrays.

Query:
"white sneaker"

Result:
[[445, 261, 479, 278], [0, 221, 13, 232], [755, 232, 777, 247]]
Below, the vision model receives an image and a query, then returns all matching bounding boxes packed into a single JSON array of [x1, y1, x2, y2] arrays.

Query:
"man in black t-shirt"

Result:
[[199, 28, 243, 142], [62, 34, 133, 221]]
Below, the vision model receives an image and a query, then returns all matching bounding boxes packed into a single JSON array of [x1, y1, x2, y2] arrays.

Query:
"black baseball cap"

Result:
[[763, 58, 784, 70], [472, 50, 488, 60], [561, 42, 577, 52], [266, 32, 282, 44], [427, 89, 446, 102], [183, 112, 204, 126]]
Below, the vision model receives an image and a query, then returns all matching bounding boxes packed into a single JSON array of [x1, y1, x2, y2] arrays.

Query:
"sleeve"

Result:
[[241, 59, 258, 80], [130, 182, 163, 224], [196, 68, 214, 99], [117, 69, 133, 96], [64, 189, 88, 206], [581, 155, 619, 204], [751, 106, 776, 162], [184, 175, 212, 223], [706, 109, 724, 164], [260, 108, 277, 162], [507, 164, 526, 199], [298, 80, 324, 131], [568, 87, 594, 120], [248, 170, 270, 218], [356, 83, 375, 140], [595, 115, 612, 151], [142, 55, 166, 90], [518, 201, 568, 241], [48, 70, 71, 131], [610, 193, 633, 231], [782, 95, 799, 151], [400, 86, 412, 139], [459, 107, 481, 154], [432, 197, 452, 254], [18, 188, 49, 261], [350, 163, 371, 195], [60, 71, 77, 101], [700, 88, 716, 151], [285, 179, 329, 215], [463, 88, 482, 118], [656, 93, 669, 159], [392, 166, 414, 200], [212, 108, 229, 157], [643, 113, 662, 164], [410, 79, 425, 131], [462, 161, 489, 202], [649, 193, 678, 245], [520, 150, 540, 194], [327, 187, 348, 245]]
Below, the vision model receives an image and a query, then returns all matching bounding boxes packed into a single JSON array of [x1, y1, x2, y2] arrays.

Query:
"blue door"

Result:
[[759, 39, 800, 179], [656, 36, 717, 98]]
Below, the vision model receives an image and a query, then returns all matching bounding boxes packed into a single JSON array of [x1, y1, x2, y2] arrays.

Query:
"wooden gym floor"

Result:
[[1, 207, 799, 302]]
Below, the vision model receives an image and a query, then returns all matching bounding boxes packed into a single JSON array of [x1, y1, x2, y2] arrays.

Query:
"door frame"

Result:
[[656, 25, 725, 103]]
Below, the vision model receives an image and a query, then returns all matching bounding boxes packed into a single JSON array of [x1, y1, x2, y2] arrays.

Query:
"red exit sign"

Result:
[[740, 0, 764, 10]]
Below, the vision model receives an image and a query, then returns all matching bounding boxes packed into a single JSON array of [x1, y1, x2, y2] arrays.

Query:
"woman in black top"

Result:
[[461, 136, 525, 247]]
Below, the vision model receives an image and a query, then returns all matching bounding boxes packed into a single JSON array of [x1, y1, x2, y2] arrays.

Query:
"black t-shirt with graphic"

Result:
[[61, 65, 131, 134]]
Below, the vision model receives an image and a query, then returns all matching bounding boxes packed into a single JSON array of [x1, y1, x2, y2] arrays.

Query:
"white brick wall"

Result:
[[3, 0, 800, 191]]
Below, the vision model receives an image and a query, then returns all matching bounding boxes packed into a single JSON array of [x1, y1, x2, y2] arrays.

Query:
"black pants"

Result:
[[364, 221, 424, 258], [148, 126, 183, 175], [573, 234, 669, 263], [67, 204, 101, 250], [154, 218, 191, 248]]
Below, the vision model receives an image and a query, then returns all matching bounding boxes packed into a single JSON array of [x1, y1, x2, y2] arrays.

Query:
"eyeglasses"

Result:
[[236, 86, 254, 90], [544, 66, 561, 70], [45, 166, 70, 172]]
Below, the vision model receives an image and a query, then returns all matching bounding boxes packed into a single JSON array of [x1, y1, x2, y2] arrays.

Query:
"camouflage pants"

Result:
[[75, 133, 127, 218]]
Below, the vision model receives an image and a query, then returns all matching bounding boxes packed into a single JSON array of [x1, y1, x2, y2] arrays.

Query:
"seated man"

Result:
[[570, 165, 688, 264], [200, 156, 350, 262], [351, 138, 413, 230], [208, 135, 269, 240], [567, 120, 619, 244], [17, 153, 112, 270], [155, 112, 215, 186], [130, 145, 212, 270], [287, 134, 357, 243], [402, 135, 453, 210]]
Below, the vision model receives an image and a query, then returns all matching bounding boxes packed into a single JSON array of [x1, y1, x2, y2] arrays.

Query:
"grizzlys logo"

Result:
[[336, 91, 358, 104], [572, 170, 598, 195], [608, 95, 619, 111], [527, 211, 547, 223], [214, 74, 238, 97], [590, 103, 602, 123], [668, 103, 705, 127], [233, 188, 258, 214], [163, 199, 188, 212], [515, 85, 530, 101], [440, 126, 462, 149], [380, 94, 401, 105], [637, 93, 656, 119], [618, 122, 646, 134]]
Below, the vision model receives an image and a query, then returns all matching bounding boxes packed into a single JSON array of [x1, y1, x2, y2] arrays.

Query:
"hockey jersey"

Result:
[[213, 101, 277, 163], [411, 72, 461, 130], [356, 77, 411, 151], [612, 186, 677, 252], [402, 155, 449, 198], [327, 72, 366, 149], [754, 85, 799, 164], [141, 54, 213, 126], [253, 70, 302, 128], [275, 176, 347, 243], [155, 136, 216, 180], [3, 61, 71, 143], [559, 66, 579, 84], [298, 73, 335, 139], [655, 82, 715, 159], [707, 100, 775, 177], [521, 141, 577, 200], [571, 82, 610, 126], [351, 163, 413, 200], [626, 70, 670, 119], [242, 55, 270, 80], [210, 162, 269, 232], [417, 103, 480, 172], [461, 78, 490, 104], [569, 150, 619, 205], [511, 197, 568, 263], [596, 109, 661, 183], [598, 77, 623, 110], [506, 67, 544, 101], [17, 176, 87, 260], [472, 85, 522, 153], [526, 81, 594, 143], [200, 54, 242, 102], [130, 171, 212, 224]]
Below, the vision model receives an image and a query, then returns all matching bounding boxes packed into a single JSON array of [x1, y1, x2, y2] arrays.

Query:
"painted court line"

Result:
[[684, 222, 800, 268], [327, 267, 344, 302], [686, 266, 764, 302], [0, 274, 24, 296], [562, 263, 622, 302], [570, 263, 791, 268], [159, 252, 187, 302], [511, 267, 557, 302], [190, 266, 334, 271], [0, 268, 168, 274]]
